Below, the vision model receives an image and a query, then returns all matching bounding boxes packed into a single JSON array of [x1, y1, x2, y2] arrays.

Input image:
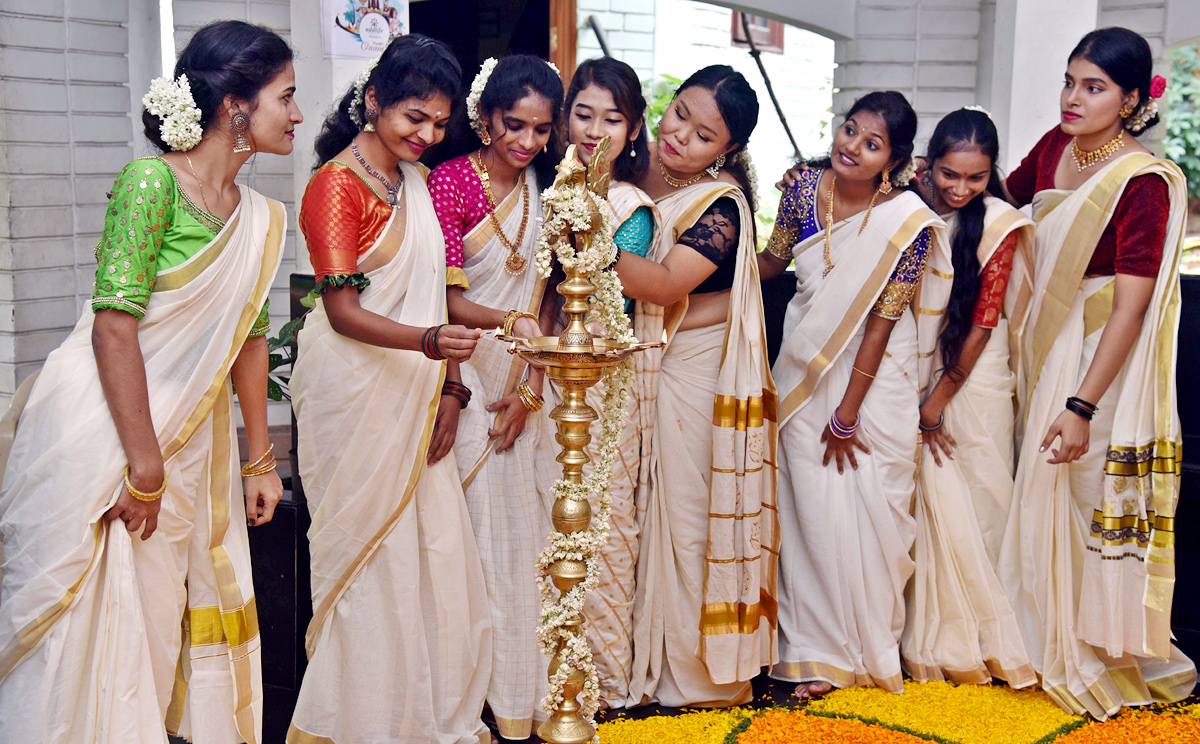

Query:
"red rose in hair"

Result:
[[1149, 74, 1167, 99]]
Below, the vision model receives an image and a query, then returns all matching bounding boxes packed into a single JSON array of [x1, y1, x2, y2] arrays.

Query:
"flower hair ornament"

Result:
[[739, 149, 759, 211], [893, 158, 918, 188], [467, 57, 563, 141], [964, 104, 992, 119], [348, 55, 381, 129], [1125, 74, 1166, 133], [143, 74, 203, 152]]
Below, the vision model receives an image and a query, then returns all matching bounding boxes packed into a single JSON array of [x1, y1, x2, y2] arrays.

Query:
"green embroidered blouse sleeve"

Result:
[[91, 160, 173, 319], [613, 206, 654, 257], [248, 301, 270, 338]]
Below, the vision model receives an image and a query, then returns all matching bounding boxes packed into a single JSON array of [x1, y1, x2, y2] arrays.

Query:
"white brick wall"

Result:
[[834, 1, 982, 149], [577, 0, 658, 80], [0, 0, 134, 403]]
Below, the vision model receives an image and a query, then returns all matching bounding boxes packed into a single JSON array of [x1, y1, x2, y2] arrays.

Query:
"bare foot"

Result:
[[597, 699, 611, 713], [793, 680, 833, 700], [490, 736, 499, 744]]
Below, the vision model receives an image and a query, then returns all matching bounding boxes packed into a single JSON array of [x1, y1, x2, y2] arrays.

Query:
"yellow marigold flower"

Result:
[[596, 707, 751, 744], [806, 680, 1081, 744]]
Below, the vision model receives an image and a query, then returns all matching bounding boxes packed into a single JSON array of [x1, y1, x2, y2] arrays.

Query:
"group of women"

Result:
[[0, 15, 1190, 744]]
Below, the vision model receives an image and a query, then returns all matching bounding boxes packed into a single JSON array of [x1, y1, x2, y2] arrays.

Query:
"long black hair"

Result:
[[809, 91, 918, 190], [313, 34, 461, 167], [432, 55, 564, 188], [673, 65, 760, 210], [143, 20, 293, 153], [926, 108, 1005, 378], [564, 57, 650, 182], [1069, 27, 1159, 135]]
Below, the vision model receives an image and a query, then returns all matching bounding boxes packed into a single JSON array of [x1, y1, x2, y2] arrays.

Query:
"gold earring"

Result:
[[543, 144, 548, 153], [363, 107, 377, 133], [1119, 104, 1134, 119], [230, 110, 251, 153], [481, 123, 491, 146], [879, 167, 893, 194]]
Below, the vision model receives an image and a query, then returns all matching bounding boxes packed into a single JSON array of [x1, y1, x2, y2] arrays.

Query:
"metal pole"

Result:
[[740, 12, 802, 161], [587, 14, 612, 57]]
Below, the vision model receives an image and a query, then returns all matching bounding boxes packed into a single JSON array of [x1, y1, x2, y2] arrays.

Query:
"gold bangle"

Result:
[[851, 365, 877, 380], [124, 465, 166, 502], [503, 310, 539, 337], [242, 443, 275, 475], [517, 383, 543, 412], [242, 458, 278, 477]]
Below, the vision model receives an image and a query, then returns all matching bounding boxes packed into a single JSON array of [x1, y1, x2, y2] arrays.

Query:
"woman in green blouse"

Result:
[[0, 21, 301, 744]]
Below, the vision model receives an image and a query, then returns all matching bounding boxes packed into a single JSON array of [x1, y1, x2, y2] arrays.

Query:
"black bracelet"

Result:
[[422, 325, 446, 360], [1065, 398, 1095, 420], [1066, 396, 1097, 413], [602, 247, 622, 272], [443, 380, 471, 408], [918, 412, 945, 432]]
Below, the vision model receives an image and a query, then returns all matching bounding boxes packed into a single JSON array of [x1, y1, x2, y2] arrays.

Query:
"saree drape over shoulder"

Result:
[[288, 162, 491, 744], [627, 181, 777, 709], [771, 185, 949, 693], [998, 153, 1195, 719], [581, 181, 659, 707], [902, 198, 1037, 687], [446, 167, 559, 740], [0, 186, 284, 744]]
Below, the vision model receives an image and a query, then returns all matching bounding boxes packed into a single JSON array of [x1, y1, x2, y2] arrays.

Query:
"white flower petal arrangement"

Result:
[[534, 169, 637, 735], [143, 74, 203, 152], [894, 157, 919, 187], [467, 57, 499, 140], [739, 149, 759, 211], [348, 56, 380, 128]]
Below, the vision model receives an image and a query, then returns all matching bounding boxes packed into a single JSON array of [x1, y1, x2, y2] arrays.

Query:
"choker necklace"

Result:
[[470, 151, 530, 275], [351, 143, 402, 206], [658, 159, 703, 188], [1071, 130, 1124, 172]]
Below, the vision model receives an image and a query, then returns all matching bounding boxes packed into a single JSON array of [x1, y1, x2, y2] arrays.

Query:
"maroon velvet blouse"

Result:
[[1006, 127, 1168, 277]]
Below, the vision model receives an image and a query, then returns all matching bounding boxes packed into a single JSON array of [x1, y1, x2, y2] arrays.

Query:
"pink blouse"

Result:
[[428, 154, 490, 289]]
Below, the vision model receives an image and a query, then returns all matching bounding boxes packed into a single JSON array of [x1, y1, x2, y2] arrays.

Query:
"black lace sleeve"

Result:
[[678, 197, 740, 267]]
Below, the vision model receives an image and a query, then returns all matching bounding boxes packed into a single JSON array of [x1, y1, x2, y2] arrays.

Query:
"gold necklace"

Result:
[[658, 159, 703, 188], [183, 154, 213, 214], [1072, 130, 1124, 172], [470, 151, 530, 275], [822, 172, 883, 278]]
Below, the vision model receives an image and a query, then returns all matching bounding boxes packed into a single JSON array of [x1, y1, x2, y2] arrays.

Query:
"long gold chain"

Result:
[[658, 159, 703, 188], [183, 154, 213, 214], [470, 151, 530, 275], [822, 172, 883, 278], [1071, 130, 1124, 172]]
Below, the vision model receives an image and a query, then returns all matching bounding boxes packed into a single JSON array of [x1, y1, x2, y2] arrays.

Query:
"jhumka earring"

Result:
[[1119, 103, 1135, 119], [364, 107, 378, 133], [706, 153, 726, 179], [230, 110, 251, 153], [481, 123, 492, 146], [879, 167, 893, 194]]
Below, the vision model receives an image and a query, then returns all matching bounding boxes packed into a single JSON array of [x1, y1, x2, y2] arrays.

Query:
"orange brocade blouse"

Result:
[[299, 161, 395, 291]]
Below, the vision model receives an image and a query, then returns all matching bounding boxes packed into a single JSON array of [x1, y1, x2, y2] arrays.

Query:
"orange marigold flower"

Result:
[[1054, 709, 1200, 744], [738, 709, 929, 744]]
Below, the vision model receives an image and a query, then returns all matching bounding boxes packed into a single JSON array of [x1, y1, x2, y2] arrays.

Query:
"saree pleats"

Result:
[[999, 154, 1194, 718], [0, 188, 283, 744], [289, 164, 491, 744], [452, 171, 557, 740], [902, 201, 1037, 688]]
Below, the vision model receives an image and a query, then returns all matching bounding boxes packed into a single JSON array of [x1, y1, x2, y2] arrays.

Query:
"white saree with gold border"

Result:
[[998, 153, 1194, 719], [288, 163, 492, 744], [0, 187, 284, 744], [626, 182, 777, 708], [903, 197, 1037, 687], [580, 181, 659, 707], [452, 169, 559, 740], [771, 191, 949, 692]]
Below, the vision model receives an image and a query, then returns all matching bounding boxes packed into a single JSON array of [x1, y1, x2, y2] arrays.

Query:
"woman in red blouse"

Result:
[[288, 35, 492, 744], [997, 27, 1194, 717], [902, 108, 1038, 689]]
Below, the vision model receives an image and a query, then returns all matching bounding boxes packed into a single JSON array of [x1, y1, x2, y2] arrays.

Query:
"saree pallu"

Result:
[[452, 170, 559, 740], [903, 199, 1037, 687], [771, 192, 948, 692], [627, 182, 777, 709], [999, 154, 1194, 719], [0, 187, 284, 744], [289, 164, 491, 744], [580, 182, 659, 707]]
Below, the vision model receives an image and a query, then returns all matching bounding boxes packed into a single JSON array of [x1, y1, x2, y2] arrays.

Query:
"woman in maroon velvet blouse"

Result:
[[997, 27, 1193, 718]]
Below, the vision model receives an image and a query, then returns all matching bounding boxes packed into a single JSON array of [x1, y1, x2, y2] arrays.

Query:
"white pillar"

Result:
[[289, 0, 367, 274], [984, 0, 1099, 172]]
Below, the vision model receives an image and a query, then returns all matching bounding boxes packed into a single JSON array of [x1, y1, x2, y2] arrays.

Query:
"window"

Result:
[[732, 12, 784, 54]]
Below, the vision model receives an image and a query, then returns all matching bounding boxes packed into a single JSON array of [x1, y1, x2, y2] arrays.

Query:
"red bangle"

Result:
[[422, 325, 446, 360]]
